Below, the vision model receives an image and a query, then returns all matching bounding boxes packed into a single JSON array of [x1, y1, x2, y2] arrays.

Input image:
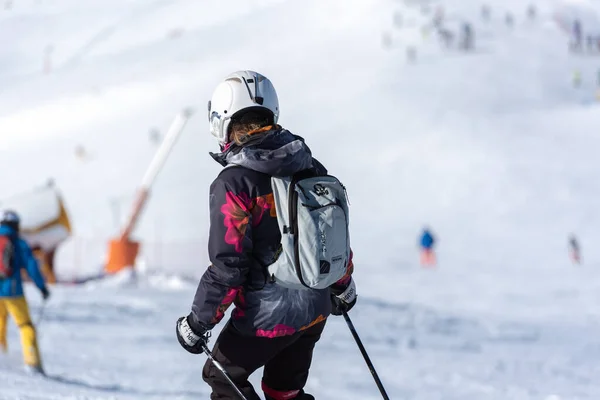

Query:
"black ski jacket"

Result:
[[188, 126, 353, 337]]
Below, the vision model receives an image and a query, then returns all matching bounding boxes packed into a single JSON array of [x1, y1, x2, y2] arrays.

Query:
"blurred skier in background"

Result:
[[568, 234, 581, 265], [572, 70, 582, 88], [393, 11, 403, 28], [0, 210, 50, 374], [586, 35, 595, 52], [527, 4, 537, 21], [505, 12, 515, 28], [419, 227, 437, 267], [571, 19, 583, 52], [437, 27, 454, 48], [460, 22, 474, 51], [433, 5, 445, 29], [175, 71, 356, 400], [481, 4, 491, 22]]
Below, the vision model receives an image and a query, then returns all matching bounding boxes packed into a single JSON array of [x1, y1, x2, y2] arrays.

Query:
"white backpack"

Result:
[[267, 172, 351, 290]]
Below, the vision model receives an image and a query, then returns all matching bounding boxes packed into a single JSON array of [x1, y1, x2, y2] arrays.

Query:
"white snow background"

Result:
[[1, 0, 600, 398]]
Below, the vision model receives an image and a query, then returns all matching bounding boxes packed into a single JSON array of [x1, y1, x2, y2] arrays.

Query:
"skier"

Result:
[[0, 210, 50, 374], [572, 19, 583, 51], [527, 4, 536, 21], [568, 234, 581, 265], [481, 4, 491, 21], [461, 22, 474, 50], [419, 227, 436, 267], [505, 12, 514, 27], [406, 45, 417, 63], [175, 71, 357, 400], [586, 35, 595, 52], [437, 27, 454, 48]]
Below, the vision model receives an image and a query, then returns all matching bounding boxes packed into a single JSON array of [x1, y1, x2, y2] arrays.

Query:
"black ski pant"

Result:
[[202, 319, 326, 400]]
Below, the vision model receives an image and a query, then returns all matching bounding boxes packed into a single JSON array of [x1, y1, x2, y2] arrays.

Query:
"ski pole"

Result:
[[342, 310, 390, 400], [201, 343, 249, 400]]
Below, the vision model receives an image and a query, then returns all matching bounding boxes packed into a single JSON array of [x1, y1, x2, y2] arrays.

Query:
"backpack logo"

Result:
[[313, 184, 329, 196], [0, 237, 15, 279], [320, 232, 327, 254]]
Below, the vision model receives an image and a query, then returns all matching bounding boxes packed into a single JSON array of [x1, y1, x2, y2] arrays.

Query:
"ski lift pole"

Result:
[[120, 107, 195, 241], [342, 310, 390, 400]]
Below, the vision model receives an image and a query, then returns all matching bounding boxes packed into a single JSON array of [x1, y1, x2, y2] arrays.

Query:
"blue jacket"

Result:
[[0, 225, 47, 297], [420, 230, 435, 250]]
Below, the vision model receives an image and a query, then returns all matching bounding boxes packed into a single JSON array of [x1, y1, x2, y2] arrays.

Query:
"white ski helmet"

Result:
[[208, 70, 279, 146]]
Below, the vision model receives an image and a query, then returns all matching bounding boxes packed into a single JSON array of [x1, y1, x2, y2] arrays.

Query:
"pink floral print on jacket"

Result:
[[221, 191, 275, 253]]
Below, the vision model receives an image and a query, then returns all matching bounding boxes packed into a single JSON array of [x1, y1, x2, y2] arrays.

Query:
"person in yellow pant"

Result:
[[0, 210, 50, 374]]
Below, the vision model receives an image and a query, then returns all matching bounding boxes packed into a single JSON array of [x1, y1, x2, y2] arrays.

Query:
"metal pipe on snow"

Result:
[[120, 108, 194, 240], [141, 107, 194, 188]]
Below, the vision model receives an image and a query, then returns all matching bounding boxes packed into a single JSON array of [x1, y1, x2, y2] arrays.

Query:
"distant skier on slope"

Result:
[[419, 227, 437, 267], [586, 35, 595, 52], [433, 5, 445, 29], [460, 22, 475, 51], [568, 234, 581, 265], [571, 19, 583, 52], [175, 71, 356, 400], [481, 4, 491, 22], [527, 4, 536, 21], [0, 210, 50, 374], [505, 13, 515, 27]]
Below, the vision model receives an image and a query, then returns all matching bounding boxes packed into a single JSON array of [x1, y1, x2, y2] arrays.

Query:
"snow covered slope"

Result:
[[3, 267, 600, 400], [2, 0, 600, 399]]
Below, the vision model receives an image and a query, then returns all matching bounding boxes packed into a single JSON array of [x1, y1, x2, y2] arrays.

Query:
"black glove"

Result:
[[330, 279, 357, 316], [176, 315, 210, 354], [41, 287, 50, 301]]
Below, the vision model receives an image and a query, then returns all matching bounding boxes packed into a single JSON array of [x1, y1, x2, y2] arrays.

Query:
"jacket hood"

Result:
[[210, 127, 314, 177]]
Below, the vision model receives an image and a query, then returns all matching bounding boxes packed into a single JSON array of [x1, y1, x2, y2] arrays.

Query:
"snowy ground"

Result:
[[2, 0, 600, 399], [3, 267, 600, 400]]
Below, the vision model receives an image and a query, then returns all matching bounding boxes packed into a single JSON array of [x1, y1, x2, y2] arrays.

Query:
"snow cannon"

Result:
[[104, 108, 195, 275]]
